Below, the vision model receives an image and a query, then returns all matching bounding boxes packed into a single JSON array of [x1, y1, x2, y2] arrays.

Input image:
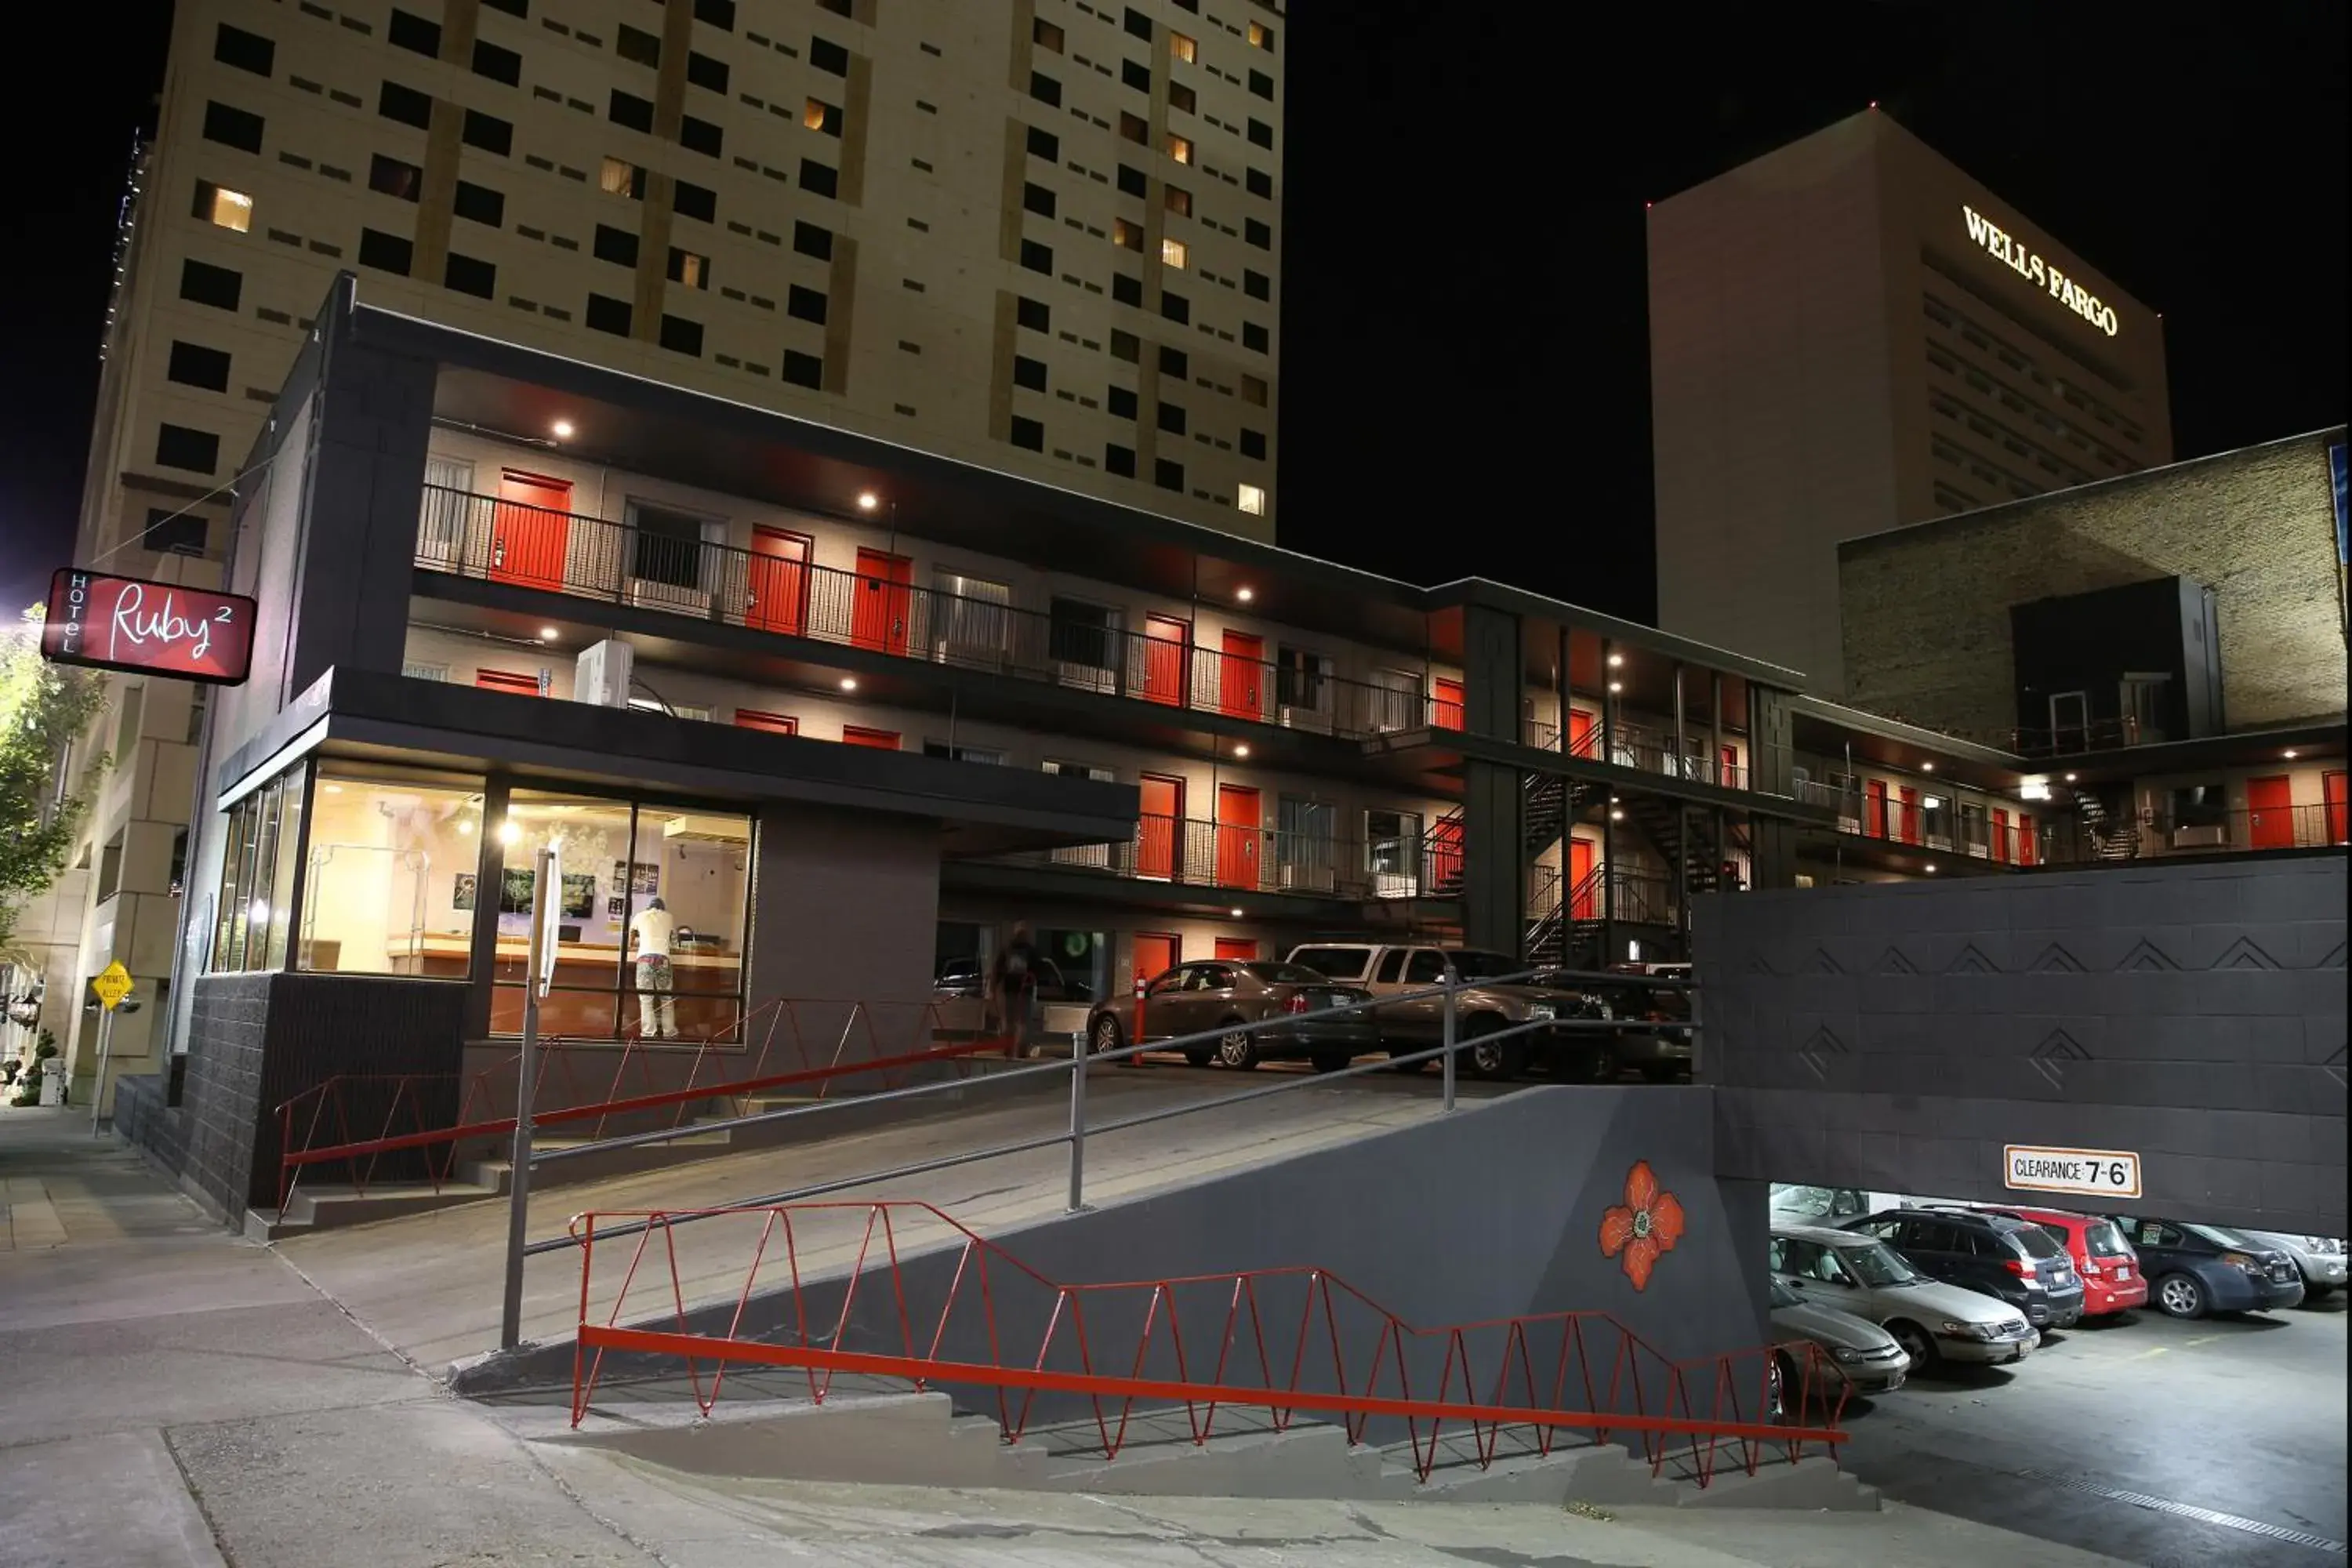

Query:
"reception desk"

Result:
[[383, 935, 744, 1038]]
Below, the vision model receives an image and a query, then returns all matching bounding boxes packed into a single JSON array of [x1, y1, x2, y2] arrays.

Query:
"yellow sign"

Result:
[[91, 962, 135, 1011]]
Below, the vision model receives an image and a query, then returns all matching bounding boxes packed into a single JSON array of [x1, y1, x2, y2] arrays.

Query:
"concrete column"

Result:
[[1459, 760, 1523, 959], [1747, 685, 1799, 890], [746, 804, 941, 1056], [1460, 603, 1522, 742]]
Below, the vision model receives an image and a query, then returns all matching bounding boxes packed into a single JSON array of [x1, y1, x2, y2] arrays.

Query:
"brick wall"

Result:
[[1838, 428, 2347, 739]]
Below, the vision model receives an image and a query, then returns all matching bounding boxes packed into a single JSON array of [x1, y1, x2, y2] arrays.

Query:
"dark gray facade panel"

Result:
[[1696, 857, 2347, 1236]]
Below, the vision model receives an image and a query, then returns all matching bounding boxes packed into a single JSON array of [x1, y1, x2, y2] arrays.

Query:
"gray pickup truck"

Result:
[[1284, 943, 1613, 1080]]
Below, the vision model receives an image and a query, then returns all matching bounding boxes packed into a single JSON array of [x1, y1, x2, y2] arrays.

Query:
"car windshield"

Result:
[[2188, 1223, 2259, 1250], [1289, 948, 1370, 979], [2012, 1224, 2065, 1260], [1838, 1240, 1923, 1287], [1448, 950, 1522, 981], [1769, 1280, 1802, 1308], [2085, 1221, 2132, 1258], [1246, 962, 1334, 986]]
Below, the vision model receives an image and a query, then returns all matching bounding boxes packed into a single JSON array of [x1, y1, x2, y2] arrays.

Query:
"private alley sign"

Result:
[[1962, 206, 2122, 339], [42, 569, 256, 687]]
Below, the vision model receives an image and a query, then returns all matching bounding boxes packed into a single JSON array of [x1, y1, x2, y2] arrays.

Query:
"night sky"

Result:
[[5, 2, 2344, 622]]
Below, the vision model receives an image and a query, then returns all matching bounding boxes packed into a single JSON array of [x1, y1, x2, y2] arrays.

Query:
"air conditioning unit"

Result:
[[574, 640, 633, 708], [626, 579, 710, 617], [1279, 704, 1333, 735], [1279, 862, 1336, 893]]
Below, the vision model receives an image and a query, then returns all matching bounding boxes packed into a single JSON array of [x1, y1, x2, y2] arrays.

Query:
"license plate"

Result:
[[2114, 1268, 2130, 1280]]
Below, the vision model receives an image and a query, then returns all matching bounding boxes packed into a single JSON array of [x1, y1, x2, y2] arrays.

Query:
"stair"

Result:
[[2072, 787, 2141, 860], [1623, 795, 1722, 895]]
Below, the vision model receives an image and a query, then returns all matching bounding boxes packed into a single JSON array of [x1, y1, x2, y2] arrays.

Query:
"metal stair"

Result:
[[2072, 786, 2142, 860]]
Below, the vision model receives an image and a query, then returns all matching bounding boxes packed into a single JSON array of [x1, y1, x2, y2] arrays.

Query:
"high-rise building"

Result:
[[1648, 109, 2172, 698], [48, 0, 1286, 1100]]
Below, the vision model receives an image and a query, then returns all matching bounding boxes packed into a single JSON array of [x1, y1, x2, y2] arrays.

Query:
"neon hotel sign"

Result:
[[42, 569, 257, 687], [1962, 206, 2120, 338]]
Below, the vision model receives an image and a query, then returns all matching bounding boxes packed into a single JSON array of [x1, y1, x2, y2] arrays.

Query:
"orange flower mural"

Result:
[[1598, 1160, 1686, 1291]]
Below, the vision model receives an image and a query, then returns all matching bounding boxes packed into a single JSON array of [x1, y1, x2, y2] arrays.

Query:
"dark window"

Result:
[[680, 115, 722, 157], [782, 349, 823, 388], [1240, 428, 1266, 459], [166, 340, 231, 392], [1154, 456, 1183, 492], [1243, 321, 1269, 353], [1167, 81, 1195, 114], [1164, 183, 1192, 216], [793, 220, 833, 260], [368, 154, 423, 200], [180, 259, 242, 311], [154, 423, 220, 474], [1033, 17, 1064, 52], [615, 24, 661, 67], [810, 37, 850, 74], [357, 227, 413, 274], [686, 51, 729, 92], [214, 23, 275, 76], [1123, 6, 1152, 39], [1160, 289, 1189, 325], [1248, 68, 1273, 100], [1112, 273, 1142, 307], [1026, 125, 1059, 162], [379, 80, 434, 129], [628, 504, 704, 587], [609, 90, 655, 132], [452, 180, 505, 226], [1116, 163, 1146, 197], [1243, 268, 1270, 301], [202, 101, 264, 154], [585, 293, 633, 336], [473, 39, 522, 85], [482, 0, 527, 15], [1012, 355, 1047, 391], [1009, 416, 1044, 452], [1023, 182, 1056, 219], [1029, 71, 1062, 107], [673, 180, 717, 222], [800, 158, 839, 198], [463, 110, 512, 155], [1156, 401, 1186, 435], [593, 224, 641, 267], [1158, 345, 1188, 378], [1247, 167, 1272, 199], [1104, 443, 1136, 477], [1247, 117, 1273, 149], [1119, 111, 1147, 144], [1122, 59, 1151, 93], [444, 251, 495, 299], [1241, 373, 1267, 405], [1016, 296, 1050, 332], [1019, 239, 1052, 274], [143, 508, 208, 556], [659, 314, 705, 356], [387, 9, 441, 56], [1108, 386, 1138, 419], [1245, 218, 1271, 249], [787, 285, 828, 324], [695, 0, 735, 28]]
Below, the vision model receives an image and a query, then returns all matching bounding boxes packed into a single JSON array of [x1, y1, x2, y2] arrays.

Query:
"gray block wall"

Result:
[[1697, 855, 2347, 1236]]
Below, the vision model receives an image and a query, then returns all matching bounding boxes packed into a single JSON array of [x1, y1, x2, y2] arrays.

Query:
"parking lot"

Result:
[[1829, 1292, 2347, 1567]]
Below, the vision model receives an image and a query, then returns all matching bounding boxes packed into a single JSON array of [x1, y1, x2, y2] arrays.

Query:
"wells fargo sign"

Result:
[[41, 569, 257, 686], [1962, 205, 2121, 339]]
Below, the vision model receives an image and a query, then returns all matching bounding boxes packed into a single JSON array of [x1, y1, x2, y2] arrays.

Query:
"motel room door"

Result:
[[1142, 615, 1189, 705], [1215, 784, 1262, 890], [2246, 775, 2296, 849], [851, 549, 913, 654], [1219, 630, 1265, 720], [1568, 837, 1597, 920], [491, 471, 572, 592], [747, 528, 811, 635], [1138, 775, 1185, 879]]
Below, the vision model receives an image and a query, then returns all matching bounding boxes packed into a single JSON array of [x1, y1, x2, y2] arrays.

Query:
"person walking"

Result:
[[990, 922, 1043, 1058], [627, 896, 678, 1039]]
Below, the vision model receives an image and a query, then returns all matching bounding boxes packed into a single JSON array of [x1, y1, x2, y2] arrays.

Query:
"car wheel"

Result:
[[2302, 1282, 2336, 1302], [1462, 1018, 1524, 1080], [1308, 1050, 1352, 1074], [1215, 1022, 1260, 1071], [2154, 1272, 2207, 1319], [1886, 1319, 1937, 1372], [1089, 1015, 1123, 1059]]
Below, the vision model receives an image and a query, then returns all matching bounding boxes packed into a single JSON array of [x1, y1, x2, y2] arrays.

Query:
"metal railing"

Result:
[[1801, 789, 2347, 867], [996, 813, 1463, 901], [1522, 716, 1754, 793], [416, 485, 1448, 741]]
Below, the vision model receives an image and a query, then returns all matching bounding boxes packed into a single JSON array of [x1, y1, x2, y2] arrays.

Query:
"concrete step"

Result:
[[244, 1181, 501, 1242]]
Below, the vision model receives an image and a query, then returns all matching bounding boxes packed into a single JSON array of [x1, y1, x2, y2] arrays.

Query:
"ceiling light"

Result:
[[1232, 743, 1250, 759], [1229, 908, 1245, 918], [2284, 749, 2299, 760], [550, 419, 575, 440], [539, 626, 561, 642], [2063, 772, 2078, 783], [857, 491, 880, 511], [840, 677, 858, 691], [323, 783, 343, 794], [1608, 681, 1624, 694], [1606, 653, 1624, 668], [456, 819, 474, 835], [1923, 863, 1937, 873], [497, 818, 522, 847], [1236, 586, 1254, 603], [1920, 761, 1935, 772], [1610, 808, 1625, 822]]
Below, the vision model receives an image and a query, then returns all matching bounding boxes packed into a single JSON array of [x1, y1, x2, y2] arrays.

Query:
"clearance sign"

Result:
[[42, 569, 258, 687]]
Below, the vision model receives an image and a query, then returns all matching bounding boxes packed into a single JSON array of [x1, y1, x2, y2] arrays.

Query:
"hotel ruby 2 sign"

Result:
[[1962, 205, 2122, 338], [42, 569, 257, 687]]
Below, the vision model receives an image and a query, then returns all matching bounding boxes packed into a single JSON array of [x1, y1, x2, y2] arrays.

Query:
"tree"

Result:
[[0, 607, 111, 956]]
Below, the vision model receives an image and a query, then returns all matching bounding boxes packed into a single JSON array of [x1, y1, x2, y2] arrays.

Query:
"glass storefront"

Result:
[[301, 764, 487, 976]]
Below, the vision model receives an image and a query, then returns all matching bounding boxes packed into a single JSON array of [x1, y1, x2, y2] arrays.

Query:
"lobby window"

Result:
[[1033, 17, 1064, 53], [1238, 484, 1266, 517], [193, 180, 252, 232], [601, 157, 648, 198], [292, 764, 481, 978], [1170, 31, 1196, 63], [1167, 133, 1192, 165], [1161, 237, 1188, 269], [209, 761, 309, 974], [804, 97, 843, 136]]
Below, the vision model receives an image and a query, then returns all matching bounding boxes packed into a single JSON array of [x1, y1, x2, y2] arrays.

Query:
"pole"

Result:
[[1440, 967, 1458, 1113], [499, 845, 554, 1350], [89, 1007, 116, 1136], [1065, 1029, 1090, 1212]]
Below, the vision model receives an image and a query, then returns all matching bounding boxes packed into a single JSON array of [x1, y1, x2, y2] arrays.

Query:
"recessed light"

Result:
[[2063, 772, 2078, 782], [1921, 760, 1935, 772], [456, 819, 474, 835], [2284, 749, 2299, 760], [1236, 586, 1254, 603], [1232, 743, 1250, 759], [1923, 863, 1938, 873], [1610, 808, 1625, 821], [550, 419, 575, 440], [1606, 653, 1624, 668], [1608, 681, 1624, 694], [857, 491, 880, 511], [1229, 908, 1244, 918], [538, 626, 561, 642], [323, 783, 343, 794], [840, 677, 858, 691], [497, 819, 522, 846]]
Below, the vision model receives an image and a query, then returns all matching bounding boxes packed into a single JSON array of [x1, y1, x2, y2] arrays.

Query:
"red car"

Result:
[[1973, 1205, 2149, 1317]]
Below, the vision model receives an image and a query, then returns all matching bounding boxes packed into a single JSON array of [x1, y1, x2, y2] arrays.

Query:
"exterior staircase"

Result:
[[2072, 786, 2142, 860]]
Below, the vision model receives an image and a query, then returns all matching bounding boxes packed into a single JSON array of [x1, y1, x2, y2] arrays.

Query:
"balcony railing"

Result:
[[415, 486, 1451, 742], [1528, 862, 1678, 926], [1522, 716, 1751, 793], [996, 814, 1463, 902], [1797, 784, 2348, 867]]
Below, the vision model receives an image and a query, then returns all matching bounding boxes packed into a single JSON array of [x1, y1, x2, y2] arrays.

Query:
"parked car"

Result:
[[1768, 1222, 2036, 1372], [1284, 944, 1613, 1080], [1767, 1277, 1912, 1399], [2108, 1217, 2307, 1319], [1955, 1205, 2147, 1319], [1846, 1208, 2085, 1331], [933, 956, 1094, 1004], [1083, 960, 1377, 1071], [1577, 969, 1693, 1083], [1769, 1185, 1908, 1227], [2238, 1232, 2347, 1301]]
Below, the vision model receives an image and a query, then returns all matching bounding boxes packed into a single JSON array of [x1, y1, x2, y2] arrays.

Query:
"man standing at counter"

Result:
[[628, 897, 679, 1039]]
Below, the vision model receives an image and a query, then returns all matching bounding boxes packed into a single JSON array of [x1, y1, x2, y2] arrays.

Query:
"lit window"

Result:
[[1171, 31, 1196, 63], [600, 157, 645, 198], [1238, 484, 1266, 516], [1167, 133, 1192, 165], [668, 247, 710, 289], [1160, 237, 1188, 268], [194, 180, 252, 232], [804, 97, 843, 136], [1112, 217, 1145, 252], [1247, 20, 1275, 50], [1164, 184, 1192, 217]]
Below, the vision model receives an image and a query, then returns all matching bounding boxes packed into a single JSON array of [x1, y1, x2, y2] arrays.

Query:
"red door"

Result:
[[1132, 932, 1179, 991], [747, 528, 810, 636], [1427, 815, 1462, 891], [1432, 677, 1465, 731], [1138, 775, 1184, 878], [1568, 838, 1597, 920], [1566, 708, 1596, 757], [2018, 812, 2038, 865], [1898, 786, 1920, 844], [2246, 775, 2294, 848], [735, 708, 798, 735], [1865, 780, 1889, 838], [491, 471, 572, 591], [2326, 771, 2348, 845], [1992, 808, 2011, 863], [1215, 785, 1261, 888], [841, 725, 900, 750], [851, 549, 912, 654], [1142, 615, 1189, 705], [1214, 936, 1258, 962], [1720, 745, 1740, 788], [476, 669, 542, 696], [1219, 630, 1265, 719]]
